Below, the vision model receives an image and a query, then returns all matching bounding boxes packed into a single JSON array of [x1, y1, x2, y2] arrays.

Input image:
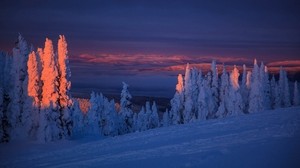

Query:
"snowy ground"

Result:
[[1, 107, 300, 168]]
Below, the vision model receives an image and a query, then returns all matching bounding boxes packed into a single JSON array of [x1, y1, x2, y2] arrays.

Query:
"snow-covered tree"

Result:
[[216, 65, 229, 118], [102, 99, 118, 136], [183, 63, 193, 123], [240, 64, 249, 112], [278, 67, 291, 107], [293, 81, 299, 106], [27, 51, 41, 107], [8, 34, 30, 140], [170, 74, 184, 125], [41, 38, 59, 108], [260, 63, 271, 110], [210, 60, 219, 116], [137, 106, 147, 132], [227, 65, 243, 116], [119, 82, 134, 134], [149, 101, 159, 129], [71, 99, 84, 137], [37, 103, 60, 142], [248, 59, 263, 113], [86, 92, 103, 136], [270, 75, 280, 109], [57, 35, 73, 138], [197, 80, 208, 120], [57, 35, 71, 108], [162, 109, 170, 127]]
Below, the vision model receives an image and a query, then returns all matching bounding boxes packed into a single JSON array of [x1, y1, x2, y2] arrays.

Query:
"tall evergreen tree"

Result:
[[249, 59, 263, 113], [216, 65, 229, 118], [170, 74, 184, 125], [8, 34, 30, 140], [227, 65, 243, 116], [119, 82, 133, 134]]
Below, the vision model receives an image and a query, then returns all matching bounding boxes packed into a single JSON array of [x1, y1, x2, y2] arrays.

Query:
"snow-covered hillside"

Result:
[[1, 106, 300, 168]]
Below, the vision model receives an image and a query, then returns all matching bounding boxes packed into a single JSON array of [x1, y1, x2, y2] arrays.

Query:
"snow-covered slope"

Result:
[[1, 107, 300, 168]]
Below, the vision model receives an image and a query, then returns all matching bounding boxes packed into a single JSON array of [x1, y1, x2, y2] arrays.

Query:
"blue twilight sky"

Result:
[[0, 0, 300, 97]]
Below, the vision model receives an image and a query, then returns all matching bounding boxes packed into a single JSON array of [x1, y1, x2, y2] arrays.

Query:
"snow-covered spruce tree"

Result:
[[27, 51, 41, 138], [270, 75, 280, 109], [40, 38, 62, 140], [145, 101, 152, 130], [169, 74, 184, 125], [216, 65, 229, 118], [210, 60, 219, 117], [41, 38, 59, 108], [240, 64, 249, 112], [227, 65, 243, 116], [8, 34, 31, 140], [137, 106, 147, 132], [279, 67, 291, 107], [57, 35, 72, 137], [132, 112, 138, 132], [260, 63, 271, 110], [293, 81, 299, 106], [149, 101, 159, 129], [162, 109, 170, 127], [86, 92, 103, 136], [197, 79, 209, 120], [183, 63, 193, 123], [119, 82, 134, 134], [37, 103, 60, 142], [102, 99, 118, 136], [27, 51, 41, 107], [71, 99, 84, 137], [248, 59, 263, 113]]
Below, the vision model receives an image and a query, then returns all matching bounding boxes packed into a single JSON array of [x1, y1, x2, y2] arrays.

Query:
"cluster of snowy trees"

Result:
[[162, 60, 300, 126], [72, 82, 160, 137], [0, 35, 160, 142], [1, 35, 299, 143], [0, 35, 72, 142]]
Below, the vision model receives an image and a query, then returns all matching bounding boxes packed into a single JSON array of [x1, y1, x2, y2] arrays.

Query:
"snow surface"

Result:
[[1, 107, 300, 168]]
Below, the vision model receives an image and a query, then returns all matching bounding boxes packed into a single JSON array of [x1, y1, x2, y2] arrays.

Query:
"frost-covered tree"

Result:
[[278, 67, 291, 107], [162, 109, 170, 127], [8, 34, 30, 140], [71, 99, 84, 137], [260, 63, 271, 110], [270, 75, 280, 109], [197, 80, 208, 120], [227, 65, 243, 116], [183, 63, 193, 123], [57, 35, 71, 108], [119, 82, 134, 134], [240, 64, 249, 112], [149, 101, 159, 129], [41, 38, 59, 108], [293, 81, 299, 106], [137, 106, 147, 132], [211, 60, 219, 116], [102, 99, 118, 136], [37, 103, 60, 142], [216, 65, 229, 118], [170, 74, 184, 125], [248, 59, 263, 113], [27, 51, 41, 107], [86, 92, 104, 135], [57, 35, 73, 138]]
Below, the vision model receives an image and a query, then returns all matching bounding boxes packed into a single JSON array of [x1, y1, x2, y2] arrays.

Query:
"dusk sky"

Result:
[[1, 0, 300, 97]]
